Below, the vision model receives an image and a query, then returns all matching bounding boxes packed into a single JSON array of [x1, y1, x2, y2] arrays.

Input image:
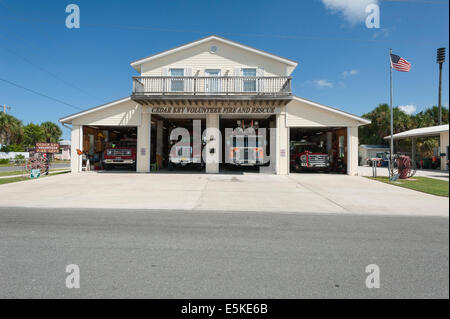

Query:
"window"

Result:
[[242, 68, 257, 92], [170, 68, 184, 92]]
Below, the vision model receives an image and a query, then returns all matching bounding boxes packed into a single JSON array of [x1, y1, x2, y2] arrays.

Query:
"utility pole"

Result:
[[2, 104, 11, 114], [437, 48, 446, 126]]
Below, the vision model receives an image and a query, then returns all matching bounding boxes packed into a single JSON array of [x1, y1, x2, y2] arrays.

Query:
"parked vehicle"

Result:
[[290, 142, 331, 172], [366, 152, 389, 167], [168, 131, 203, 171], [227, 120, 266, 166], [103, 138, 137, 170]]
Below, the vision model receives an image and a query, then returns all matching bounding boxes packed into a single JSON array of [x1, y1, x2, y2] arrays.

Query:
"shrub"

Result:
[[14, 154, 26, 166], [0, 159, 10, 165]]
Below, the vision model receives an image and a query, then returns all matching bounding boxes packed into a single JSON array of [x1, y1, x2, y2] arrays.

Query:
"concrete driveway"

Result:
[[0, 172, 447, 217]]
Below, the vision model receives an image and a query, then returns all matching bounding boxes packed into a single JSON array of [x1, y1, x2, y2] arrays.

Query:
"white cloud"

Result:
[[398, 104, 417, 115], [321, 0, 379, 25], [313, 79, 334, 88], [342, 69, 359, 78]]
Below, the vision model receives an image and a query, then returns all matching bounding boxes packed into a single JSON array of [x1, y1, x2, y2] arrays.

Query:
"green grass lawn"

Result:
[[0, 171, 70, 185], [0, 170, 27, 177], [368, 176, 449, 197], [51, 160, 70, 164], [0, 168, 69, 177], [0, 176, 29, 185]]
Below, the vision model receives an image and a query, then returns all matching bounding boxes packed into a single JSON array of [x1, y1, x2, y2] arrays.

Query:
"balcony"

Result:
[[131, 76, 292, 103]]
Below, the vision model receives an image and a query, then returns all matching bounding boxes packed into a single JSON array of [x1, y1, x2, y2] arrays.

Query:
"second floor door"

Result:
[[205, 69, 221, 94]]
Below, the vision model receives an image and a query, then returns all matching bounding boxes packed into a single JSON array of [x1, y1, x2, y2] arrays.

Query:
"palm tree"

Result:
[[0, 113, 23, 145], [40, 122, 62, 143]]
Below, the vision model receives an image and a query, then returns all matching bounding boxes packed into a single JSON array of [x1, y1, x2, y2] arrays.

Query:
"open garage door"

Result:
[[82, 126, 138, 172], [219, 115, 274, 174], [289, 127, 347, 174], [150, 114, 207, 173]]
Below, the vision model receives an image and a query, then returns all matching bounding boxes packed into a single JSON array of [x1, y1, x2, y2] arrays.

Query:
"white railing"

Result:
[[132, 76, 292, 96]]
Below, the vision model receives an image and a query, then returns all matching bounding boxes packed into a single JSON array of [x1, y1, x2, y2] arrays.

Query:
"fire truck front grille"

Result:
[[108, 149, 131, 156], [236, 148, 257, 163], [308, 155, 328, 163]]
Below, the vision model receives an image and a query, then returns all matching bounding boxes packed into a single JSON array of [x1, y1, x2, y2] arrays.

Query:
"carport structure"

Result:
[[384, 124, 449, 171]]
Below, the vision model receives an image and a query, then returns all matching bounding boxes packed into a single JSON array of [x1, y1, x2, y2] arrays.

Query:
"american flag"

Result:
[[390, 54, 411, 72]]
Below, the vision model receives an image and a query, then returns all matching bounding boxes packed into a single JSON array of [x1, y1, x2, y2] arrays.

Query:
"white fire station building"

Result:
[[60, 35, 370, 175]]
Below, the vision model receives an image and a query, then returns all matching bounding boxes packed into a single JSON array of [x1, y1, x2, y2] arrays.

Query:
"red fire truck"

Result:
[[290, 141, 331, 172], [103, 138, 137, 170]]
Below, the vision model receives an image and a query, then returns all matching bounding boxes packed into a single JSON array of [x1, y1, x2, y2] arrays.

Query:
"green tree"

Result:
[[414, 106, 449, 127], [0, 144, 24, 152], [359, 104, 449, 145], [23, 123, 45, 148], [359, 104, 392, 145], [0, 113, 23, 145], [41, 121, 62, 143]]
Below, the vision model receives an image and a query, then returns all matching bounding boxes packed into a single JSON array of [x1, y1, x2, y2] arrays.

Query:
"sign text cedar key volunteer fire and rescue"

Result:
[[151, 106, 276, 114]]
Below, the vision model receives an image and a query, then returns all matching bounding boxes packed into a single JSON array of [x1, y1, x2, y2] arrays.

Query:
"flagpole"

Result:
[[389, 48, 394, 179]]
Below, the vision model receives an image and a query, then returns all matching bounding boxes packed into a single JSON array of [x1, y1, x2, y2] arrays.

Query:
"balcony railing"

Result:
[[132, 76, 292, 97]]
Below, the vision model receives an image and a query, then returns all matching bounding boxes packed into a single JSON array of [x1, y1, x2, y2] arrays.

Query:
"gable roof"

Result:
[[60, 95, 371, 126], [130, 35, 298, 73], [59, 97, 131, 124], [292, 96, 371, 125]]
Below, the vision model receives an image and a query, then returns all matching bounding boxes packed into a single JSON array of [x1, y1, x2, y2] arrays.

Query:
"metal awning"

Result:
[[384, 124, 449, 140]]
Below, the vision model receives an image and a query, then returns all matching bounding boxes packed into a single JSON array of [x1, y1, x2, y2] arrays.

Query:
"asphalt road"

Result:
[[0, 208, 448, 299], [0, 163, 70, 173]]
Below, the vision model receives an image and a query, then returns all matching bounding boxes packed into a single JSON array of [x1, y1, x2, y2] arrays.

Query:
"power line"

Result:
[[0, 0, 447, 45], [0, 14, 443, 45], [0, 77, 84, 111], [0, 35, 101, 101]]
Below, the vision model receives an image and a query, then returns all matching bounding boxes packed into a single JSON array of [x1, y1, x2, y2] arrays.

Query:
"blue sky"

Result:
[[0, 0, 448, 140]]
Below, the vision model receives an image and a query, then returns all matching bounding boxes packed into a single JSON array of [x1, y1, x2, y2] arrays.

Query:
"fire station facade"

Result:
[[60, 35, 370, 175]]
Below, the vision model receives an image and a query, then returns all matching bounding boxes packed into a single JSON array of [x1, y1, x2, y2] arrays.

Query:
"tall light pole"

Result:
[[437, 48, 446, 126]]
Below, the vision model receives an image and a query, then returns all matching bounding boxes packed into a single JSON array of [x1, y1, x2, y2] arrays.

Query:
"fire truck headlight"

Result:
[[300, 155, 307, 162]]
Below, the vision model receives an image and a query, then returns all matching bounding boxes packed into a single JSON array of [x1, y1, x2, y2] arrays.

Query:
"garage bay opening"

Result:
[[289, 127, 347, 174], [82, 126, 138, 171], [220, 116, 273, 173]]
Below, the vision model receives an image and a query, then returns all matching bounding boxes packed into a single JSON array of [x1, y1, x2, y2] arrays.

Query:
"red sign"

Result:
[[36, 143, 60, 153]]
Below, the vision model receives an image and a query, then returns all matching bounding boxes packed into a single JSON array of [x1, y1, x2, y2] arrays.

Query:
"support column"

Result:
[[411, 137, 416, 168], [269, 118, 277, 171], [156, 120, 164, 168], [347, 126, 358, 176], [276, 106, 289, 175], [205, 114, 220, 174], [441, 132, 449, 171], [137, 106, 151, 173], [70, 125, 82, 173]]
